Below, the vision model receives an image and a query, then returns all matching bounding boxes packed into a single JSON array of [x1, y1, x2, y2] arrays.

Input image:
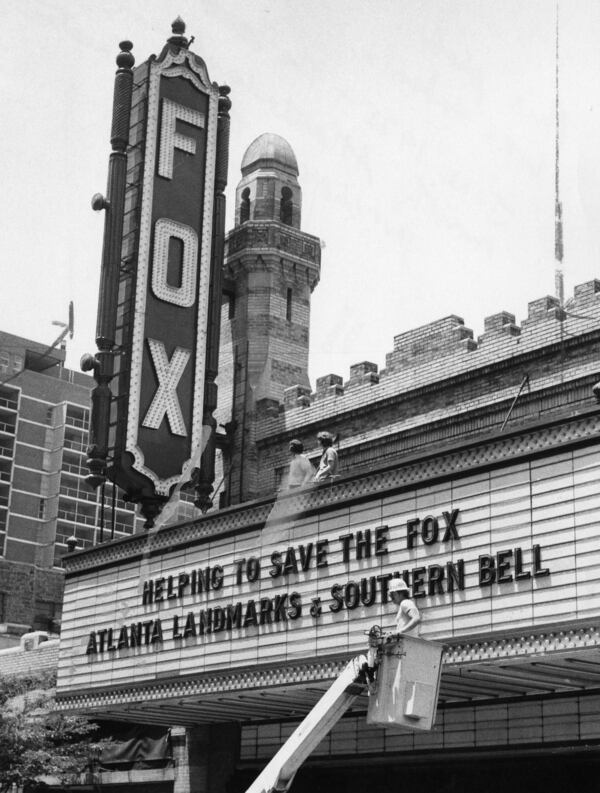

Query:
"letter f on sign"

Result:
[[142, 339, 191, 436], [158, 99, 205, 180]]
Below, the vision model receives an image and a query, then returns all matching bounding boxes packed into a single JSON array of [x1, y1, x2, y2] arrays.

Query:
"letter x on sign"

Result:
[[142, 339, 191, 436]]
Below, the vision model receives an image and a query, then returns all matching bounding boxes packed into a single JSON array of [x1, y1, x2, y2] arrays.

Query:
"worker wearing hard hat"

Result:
[[388, 578, 421, 636], [363, 578, 422, 691], [313, 431, 339, 482]]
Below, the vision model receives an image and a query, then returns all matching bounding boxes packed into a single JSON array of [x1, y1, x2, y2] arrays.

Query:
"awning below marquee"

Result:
[[61, 626, 600, 728]]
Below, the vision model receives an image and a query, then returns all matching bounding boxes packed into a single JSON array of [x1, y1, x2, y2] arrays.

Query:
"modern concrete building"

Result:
[[0, 331, 143, 644], [56, 136, 600, 793]]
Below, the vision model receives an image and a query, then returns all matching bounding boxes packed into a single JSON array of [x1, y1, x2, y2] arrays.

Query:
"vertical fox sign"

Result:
[[84, 19, 230, 527]]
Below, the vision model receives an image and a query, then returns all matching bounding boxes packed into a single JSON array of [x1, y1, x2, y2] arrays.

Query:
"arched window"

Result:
[[240, 188, 250, 224], [280, 187, 293, 226]]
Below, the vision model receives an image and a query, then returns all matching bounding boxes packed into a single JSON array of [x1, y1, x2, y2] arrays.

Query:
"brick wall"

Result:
[[248, 280, 600, 497], [218, 228, 320, 503], [0, 632, 59, 676], [0, 560, 63, 633]]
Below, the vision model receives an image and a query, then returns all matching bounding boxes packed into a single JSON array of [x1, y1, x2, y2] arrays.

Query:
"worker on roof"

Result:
[[313, 431, 339, 482], [287, 439, 314, 488]]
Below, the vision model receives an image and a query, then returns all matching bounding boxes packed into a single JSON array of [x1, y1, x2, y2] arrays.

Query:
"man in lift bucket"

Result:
[[388, 577, 421, 636], [364, 577, 422, 691]]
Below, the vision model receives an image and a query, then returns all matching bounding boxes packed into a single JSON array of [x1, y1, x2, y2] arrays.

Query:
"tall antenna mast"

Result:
[[554, 3, 564, 305]]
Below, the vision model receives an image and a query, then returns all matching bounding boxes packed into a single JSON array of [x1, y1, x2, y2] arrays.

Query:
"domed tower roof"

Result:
[[241, 133, 299, 177]]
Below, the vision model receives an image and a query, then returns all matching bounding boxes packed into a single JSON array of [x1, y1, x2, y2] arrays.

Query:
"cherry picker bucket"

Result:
[[367, 633, 443, 731]]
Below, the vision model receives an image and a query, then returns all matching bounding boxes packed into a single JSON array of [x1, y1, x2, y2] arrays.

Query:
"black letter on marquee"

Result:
[[375, 526, 389, 556], [356, 530, 372, 559], [142, 580, 154, 605], [406, 519, 420, 549], [514, 547, 531, 581], [428, 565, 445, 595], [533, 544, 550, 577], [316, 539, 329, 568], [198, 609, 212, 635], [117, 625, 130, 649], [150, 619, 163, 644], [177, 573, 190, 598], [259, 598, 274, 625], [130, 623, 142, 647], [197, 568, 210, 592], [412, 568, 426, 599], [243, 600, 258, 628], [287, 592, 302, 619], [298, 544, 313, 570], [212, 607, 225, 632], [421, 517, 438, 546], [377, 573, 393, 603], [497, 550, 513, 583], [283, 548, 298, 576], [86, 632, 97, 656], [184, 612, 197, 638], [97, 629, 108, 653], [270, 552, 283, 578], [226, 603, 242, 630], [447, 560, 465, 592], [246, 558, 260, 583], [212, 566, 225, 589], [479, 555, 495, 586], [441, 509, 460, 542], [344, 582, 360, 610], [173, 615, 182, 640], [339, 533, 353, 563], [273, 594, 288, 621], [143, 621, 153, 645], [329, 584, 343, 612], [360, 576, 377, 606], [166, 576, 176, 599]]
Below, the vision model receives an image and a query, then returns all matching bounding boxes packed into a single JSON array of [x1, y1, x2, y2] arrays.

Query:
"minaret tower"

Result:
[[218, 133, 321, 504]]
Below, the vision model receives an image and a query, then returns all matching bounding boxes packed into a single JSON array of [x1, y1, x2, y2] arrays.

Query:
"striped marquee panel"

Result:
[[57, 446, 600, 695]]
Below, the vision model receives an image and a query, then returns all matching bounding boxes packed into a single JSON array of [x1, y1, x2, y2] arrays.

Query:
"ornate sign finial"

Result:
[[172, 16, 186, 34], [168, 16, 189, 48], [116, 40, 134, 71]]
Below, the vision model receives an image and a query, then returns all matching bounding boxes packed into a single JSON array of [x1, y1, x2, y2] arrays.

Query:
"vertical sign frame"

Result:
[[125, 47, 219, 498], [85, 23, 229, 528]]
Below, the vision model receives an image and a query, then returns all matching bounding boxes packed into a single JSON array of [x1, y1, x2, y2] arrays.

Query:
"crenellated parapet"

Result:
[[278, 279, 600, 412], [251, 280, 600, 494], [385, 315, 477, 373]]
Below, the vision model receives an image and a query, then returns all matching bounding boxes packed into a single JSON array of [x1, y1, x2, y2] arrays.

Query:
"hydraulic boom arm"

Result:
[[244, 632, 444, 793], [245, 654, 368, 793]]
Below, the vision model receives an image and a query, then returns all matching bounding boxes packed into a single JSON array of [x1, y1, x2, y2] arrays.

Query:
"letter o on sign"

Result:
[[151, 218, 199, 307]]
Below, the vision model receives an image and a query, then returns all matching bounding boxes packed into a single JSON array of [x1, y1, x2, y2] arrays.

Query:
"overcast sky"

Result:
[[3, 0, 600, 385]]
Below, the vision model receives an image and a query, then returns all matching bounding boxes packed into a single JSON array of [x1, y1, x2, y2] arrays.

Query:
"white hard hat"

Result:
[[388, 578, 410, 593]]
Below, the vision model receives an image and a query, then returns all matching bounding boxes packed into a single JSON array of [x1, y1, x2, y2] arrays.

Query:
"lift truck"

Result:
[[246, 629, 444, 793]]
